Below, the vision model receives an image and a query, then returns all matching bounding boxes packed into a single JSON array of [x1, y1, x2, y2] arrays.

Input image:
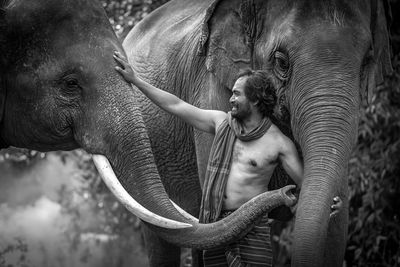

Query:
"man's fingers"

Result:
[[113, 51, 130, 66], [113, 54, 127, 67], [115, 66, 129, 77], [115, 66, 124, 73], [114, 51, 127, 61], [330, 210, 339, 218], [114, 50, 124, 58]]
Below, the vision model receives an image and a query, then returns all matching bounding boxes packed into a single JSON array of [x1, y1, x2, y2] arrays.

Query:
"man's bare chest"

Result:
[[231, 138, 279, 168]]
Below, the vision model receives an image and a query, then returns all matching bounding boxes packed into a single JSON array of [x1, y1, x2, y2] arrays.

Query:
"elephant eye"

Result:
[[63, 73, 81, 90], [273, 51, 290, 80], [59, 73, 82, 96], [66, 78, 79, 88]]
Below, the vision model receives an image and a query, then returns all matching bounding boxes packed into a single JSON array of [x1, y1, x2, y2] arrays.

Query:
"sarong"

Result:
[[203, 211, 273, 267]]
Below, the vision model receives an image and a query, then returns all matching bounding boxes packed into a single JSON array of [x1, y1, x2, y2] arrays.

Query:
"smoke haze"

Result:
[[0, 152, 148, 267]]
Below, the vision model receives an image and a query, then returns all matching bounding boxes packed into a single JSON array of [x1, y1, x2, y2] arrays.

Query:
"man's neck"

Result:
[[238, 112, 266, 134]]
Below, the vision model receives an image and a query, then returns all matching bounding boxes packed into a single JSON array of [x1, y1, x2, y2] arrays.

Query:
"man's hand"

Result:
[[114, 51, 138, 84], [290, 196, 343, 217], [330, 196, 343, 218], [280, 185, 298, 207]]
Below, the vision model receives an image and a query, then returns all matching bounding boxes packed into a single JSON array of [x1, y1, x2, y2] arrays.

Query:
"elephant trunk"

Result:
[[102, 99, 190, 224], [290, 68, 359, 266]]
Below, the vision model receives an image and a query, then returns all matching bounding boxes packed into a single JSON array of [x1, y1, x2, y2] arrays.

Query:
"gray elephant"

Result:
[[0, 0, 297, 261], [122, 0, 392, 266]]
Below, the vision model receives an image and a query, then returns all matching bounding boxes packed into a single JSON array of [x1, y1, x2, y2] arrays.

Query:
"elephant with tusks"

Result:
[[0, 0, 297, 266], [122, 0, 392, 266]]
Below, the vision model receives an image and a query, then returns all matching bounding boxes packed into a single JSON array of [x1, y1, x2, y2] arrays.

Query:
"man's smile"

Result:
[[231, 104, 238, 111]]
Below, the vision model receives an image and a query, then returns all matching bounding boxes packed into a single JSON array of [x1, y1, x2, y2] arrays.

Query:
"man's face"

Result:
[[229, 76, 254, 120]]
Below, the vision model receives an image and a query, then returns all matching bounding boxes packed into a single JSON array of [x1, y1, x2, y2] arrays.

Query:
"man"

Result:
[[113, 51, 341, 266]]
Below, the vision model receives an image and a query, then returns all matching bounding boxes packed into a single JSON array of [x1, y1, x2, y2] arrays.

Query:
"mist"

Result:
[[0, 151, 148, 267]]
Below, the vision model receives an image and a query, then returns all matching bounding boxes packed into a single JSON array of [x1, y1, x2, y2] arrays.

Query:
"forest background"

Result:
[[0, 0, 399, 266]]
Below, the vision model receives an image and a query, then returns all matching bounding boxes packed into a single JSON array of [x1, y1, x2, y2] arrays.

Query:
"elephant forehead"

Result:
[[262, 7, 297, 53], [4, 0, 109, 35], [2, 0, 117, 67], [257, 1, 370, 58]]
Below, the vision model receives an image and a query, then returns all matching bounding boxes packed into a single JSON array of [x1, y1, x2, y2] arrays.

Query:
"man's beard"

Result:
[[231, 104, 252, 120]]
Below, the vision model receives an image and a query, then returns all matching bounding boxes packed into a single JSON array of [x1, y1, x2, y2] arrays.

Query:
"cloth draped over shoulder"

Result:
[[199, 112, 272, 223]]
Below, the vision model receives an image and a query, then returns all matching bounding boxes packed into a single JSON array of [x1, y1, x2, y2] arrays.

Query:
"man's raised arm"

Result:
[[113, 51, 226, 134]]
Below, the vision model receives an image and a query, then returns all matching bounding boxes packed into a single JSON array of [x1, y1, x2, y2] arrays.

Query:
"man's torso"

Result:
[[223, 124, 282, 210]]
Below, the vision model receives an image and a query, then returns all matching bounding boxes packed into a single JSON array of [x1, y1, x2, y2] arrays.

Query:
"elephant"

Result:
[[122, 0, 392, 266], [0, 0, 297, 262]]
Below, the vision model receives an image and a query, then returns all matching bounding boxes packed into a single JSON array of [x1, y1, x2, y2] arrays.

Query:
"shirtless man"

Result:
[[113, 51, 341, 266], [222, 75, 302, 211]]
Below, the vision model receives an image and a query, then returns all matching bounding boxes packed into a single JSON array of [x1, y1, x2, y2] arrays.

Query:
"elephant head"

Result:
[[0, 0, 296, 250], [124, 0, 392, 265]]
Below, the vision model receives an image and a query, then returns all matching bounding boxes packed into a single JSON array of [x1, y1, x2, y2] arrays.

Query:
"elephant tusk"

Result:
[[170, 199, 199, 223], [92, 154, 193, 229]]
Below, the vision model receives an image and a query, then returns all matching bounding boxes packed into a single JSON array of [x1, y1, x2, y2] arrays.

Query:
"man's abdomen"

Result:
[[223, 174, 270, 210]]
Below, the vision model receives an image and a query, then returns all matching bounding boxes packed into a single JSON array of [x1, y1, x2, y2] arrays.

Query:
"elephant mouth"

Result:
[[92, 154, 196, 229]]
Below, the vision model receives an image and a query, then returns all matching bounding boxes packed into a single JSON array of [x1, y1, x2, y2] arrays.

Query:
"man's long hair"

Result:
[[236, 68, 277, 118]]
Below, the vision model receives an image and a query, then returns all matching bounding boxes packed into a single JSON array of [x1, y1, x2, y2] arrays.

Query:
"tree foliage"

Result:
[[100, 0, 168, 39], [344, 2, 400, 265], [346, 53, 400, 267]]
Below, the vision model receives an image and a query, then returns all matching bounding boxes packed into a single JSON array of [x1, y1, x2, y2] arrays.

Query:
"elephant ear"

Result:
[[197, 0, 221, 57], [197, 0, 259, 89], [362, 0, 393, 104]]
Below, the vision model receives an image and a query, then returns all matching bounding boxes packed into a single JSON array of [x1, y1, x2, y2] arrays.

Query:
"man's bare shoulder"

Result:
[[213, 111, 228, 130], [264, 123, 284, 138], [264, 123, 294, 149]]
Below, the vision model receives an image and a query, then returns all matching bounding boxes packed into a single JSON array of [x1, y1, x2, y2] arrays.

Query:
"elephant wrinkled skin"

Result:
[[0, 0, 298, 261], [123, 0, 392, 266]]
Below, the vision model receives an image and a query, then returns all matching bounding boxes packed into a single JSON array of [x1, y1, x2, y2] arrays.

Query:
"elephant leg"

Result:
[[142, 223, 181, 267], [191, 249, 204, 267], [324, 219, 347, 267]]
